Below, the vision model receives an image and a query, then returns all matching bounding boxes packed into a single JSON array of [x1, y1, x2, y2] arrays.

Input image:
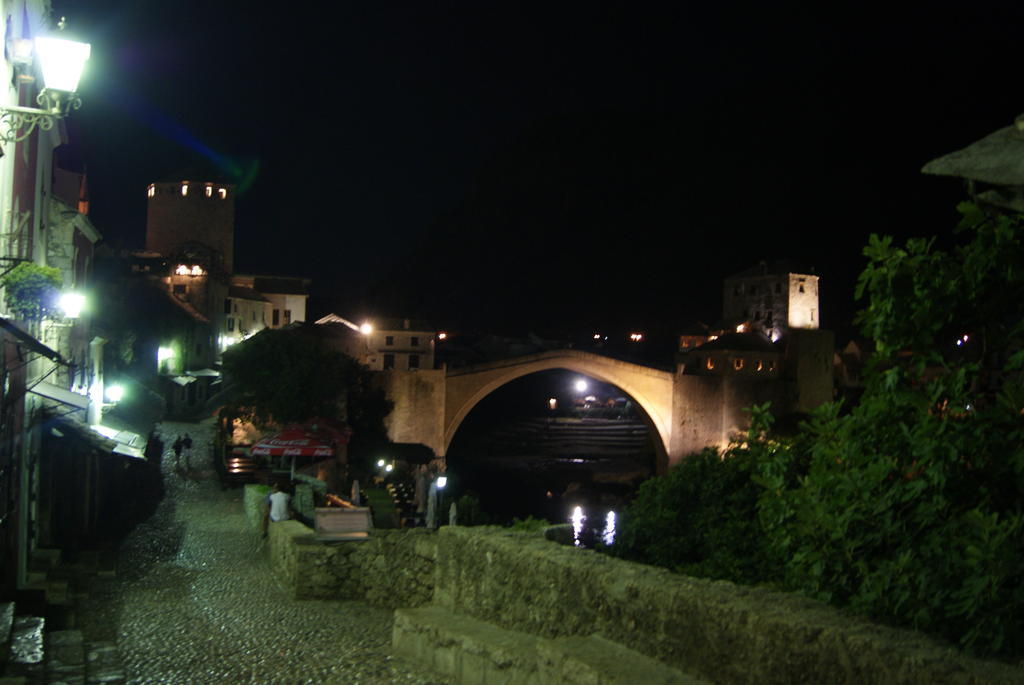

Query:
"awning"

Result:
[[251, 429, 336, 458], [30, 381, 89, 410]]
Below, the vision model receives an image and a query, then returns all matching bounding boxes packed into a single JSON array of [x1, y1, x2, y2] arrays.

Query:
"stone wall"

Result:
[[431, 527, 1019, 685], [259, 500, 436, 607], [254, 493, 1020, 684]]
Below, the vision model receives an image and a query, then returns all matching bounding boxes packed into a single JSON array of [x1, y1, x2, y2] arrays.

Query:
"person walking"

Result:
[[182, 433, 194, 469], [172, 435, 183, 469]]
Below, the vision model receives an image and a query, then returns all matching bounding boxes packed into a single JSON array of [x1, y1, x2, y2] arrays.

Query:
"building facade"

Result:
[[722, 262, 820, 342]]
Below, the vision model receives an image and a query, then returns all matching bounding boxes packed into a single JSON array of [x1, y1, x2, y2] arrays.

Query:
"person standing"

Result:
[[172, 435, 183, 469], [182, 433, 193, 469]]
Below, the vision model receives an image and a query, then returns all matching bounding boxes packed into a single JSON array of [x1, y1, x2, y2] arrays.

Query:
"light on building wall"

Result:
[[0, 27, 91, 146], [58, 292, 85, 318], [157, 346, 174, 362], [628, 332, 643, 342], [360, 322, 373, 335], [175, 264, 205, 276], [105, 384, 124, 403], [574, 379, 588, 393]]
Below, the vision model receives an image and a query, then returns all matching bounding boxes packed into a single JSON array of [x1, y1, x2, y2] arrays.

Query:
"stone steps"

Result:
[[393, 605, 708, 685], [0, 549, 127, 685]]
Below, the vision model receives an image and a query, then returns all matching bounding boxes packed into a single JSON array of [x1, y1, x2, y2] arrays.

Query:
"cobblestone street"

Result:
[[75, 419, 448, 684]]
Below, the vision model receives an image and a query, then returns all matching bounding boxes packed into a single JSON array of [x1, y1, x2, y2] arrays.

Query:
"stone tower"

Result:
[[145, 180, 235, 273]]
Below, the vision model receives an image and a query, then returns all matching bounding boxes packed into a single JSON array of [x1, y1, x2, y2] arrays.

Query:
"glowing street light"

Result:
[[105, 384, 124, 403], [0, 26, 90, 147], [58, 292, 85, 318], [574, 379, 588, 393], [360, 322, 373, 335]]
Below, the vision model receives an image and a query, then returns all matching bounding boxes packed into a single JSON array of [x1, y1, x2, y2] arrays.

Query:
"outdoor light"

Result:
[[360, 322, 373, 335], [157, 346, 174, 362], [58, 292, 85, 318], [384, 463, 394, 473], [376, 459, 386, 468], [0, 28, 90, 146], [436, 476, 447, 489], [105, 384, 124, 403], [574, 379, 588, 393]]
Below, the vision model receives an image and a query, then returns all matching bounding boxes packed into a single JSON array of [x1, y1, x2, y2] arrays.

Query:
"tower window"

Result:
[[219, 188, 228, 199], [181, 183, 189, 196]]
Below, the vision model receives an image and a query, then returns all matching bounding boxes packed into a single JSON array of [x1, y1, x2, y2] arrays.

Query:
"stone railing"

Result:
[[248, 486, 1021, 684]]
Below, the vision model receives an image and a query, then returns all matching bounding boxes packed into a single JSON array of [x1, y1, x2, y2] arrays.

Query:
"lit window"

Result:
[[733, 358, 744, 370], [205, 185, 213, 198], [768, 360, 776, 371], [219, 188, 227, 199], [706, 358, 716, 370], [181, 183, 189, 196], [756, 360, 764, 371], [147, 185, 155, 198]]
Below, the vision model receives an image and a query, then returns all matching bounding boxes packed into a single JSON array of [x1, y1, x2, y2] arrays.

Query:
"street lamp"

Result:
[[0, 28, 90, 147]]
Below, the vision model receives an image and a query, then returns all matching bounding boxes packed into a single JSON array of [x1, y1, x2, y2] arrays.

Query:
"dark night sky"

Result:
[[50, 1, 1023, 339]]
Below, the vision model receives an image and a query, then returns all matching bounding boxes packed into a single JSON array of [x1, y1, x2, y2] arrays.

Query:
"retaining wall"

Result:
[[247, 486, 1021, 684]]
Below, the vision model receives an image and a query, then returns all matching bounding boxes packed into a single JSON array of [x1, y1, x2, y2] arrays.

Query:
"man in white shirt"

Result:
[[263, 483, 292, 537]]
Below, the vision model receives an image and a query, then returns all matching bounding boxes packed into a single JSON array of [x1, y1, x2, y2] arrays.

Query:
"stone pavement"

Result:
[[75, 419, 450, 685]]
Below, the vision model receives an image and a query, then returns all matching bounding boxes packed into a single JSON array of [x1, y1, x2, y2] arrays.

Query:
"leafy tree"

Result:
[[1, 262, 62, 321], [758, 203, 1024, 656], [611, 203, 1024, 656], [221, 326, 392, 441]]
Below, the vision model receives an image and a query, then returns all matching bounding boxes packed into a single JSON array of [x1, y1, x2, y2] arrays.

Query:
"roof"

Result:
[[725, 260, 816, 280], [922, 115, 1024, 186], [252, 277, 309, 296], [694, 331, 778, 353], [228, 285, 270, 302]]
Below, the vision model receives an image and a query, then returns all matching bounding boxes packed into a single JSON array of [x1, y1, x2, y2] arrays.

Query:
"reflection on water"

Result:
[[570, 505, 616, 547]]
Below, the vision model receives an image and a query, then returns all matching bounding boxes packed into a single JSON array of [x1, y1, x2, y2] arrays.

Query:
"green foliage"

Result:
[[758, 204, 1024, 656], [1, 262, 62, 321], [612, 404, 784, 584], [609, 204, 1024, 657], [455, 492, 490, 526], [508, 515, 550, 532], [221, 327, 393, 434]]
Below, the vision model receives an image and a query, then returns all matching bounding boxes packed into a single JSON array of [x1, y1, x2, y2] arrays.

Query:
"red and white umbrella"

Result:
[[251, 429, 335, 458]]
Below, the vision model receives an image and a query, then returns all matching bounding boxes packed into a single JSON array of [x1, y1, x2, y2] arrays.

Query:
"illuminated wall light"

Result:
[[437, 332, 447, 341], [181, 183, 189, 196], [360, 322, 373, 335], [105, 385, 124, 403], [147, 185, 155, 198], [548, 398, 557, 410], [628, 333, 643, 342]]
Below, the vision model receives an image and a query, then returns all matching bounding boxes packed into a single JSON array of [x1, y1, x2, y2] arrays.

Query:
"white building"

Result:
[[315, 314, 436, 371]]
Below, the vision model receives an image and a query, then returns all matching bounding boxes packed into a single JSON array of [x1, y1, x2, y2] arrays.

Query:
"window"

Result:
[[383, 354, 395, 370], [284, 310, 291, 325], [409, 354, 420, 369], [799, 285, 805, 293], [756, 360, 764, 371], [411, 336, 419, 347], [385, 336, 394, 346], [227, 318, 235, 332], [233, 302, 238, 313], [272, 309, 280, 326], [224, 299, 231, 314], [733, 358, 744, 370], [705, 358, 716, 370]]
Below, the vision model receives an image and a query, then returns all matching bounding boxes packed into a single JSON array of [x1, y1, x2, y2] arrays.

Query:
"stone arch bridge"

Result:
[[378, 349, 796, 474]]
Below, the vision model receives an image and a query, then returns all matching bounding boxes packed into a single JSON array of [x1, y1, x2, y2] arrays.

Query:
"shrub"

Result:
[[611, 409, 783, 584], [757, 204, 1024, 656], [1, 262, 62, 321]]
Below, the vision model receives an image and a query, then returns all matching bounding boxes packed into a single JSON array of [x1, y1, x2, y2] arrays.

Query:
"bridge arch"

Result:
[[443, 350, 674, 472]]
